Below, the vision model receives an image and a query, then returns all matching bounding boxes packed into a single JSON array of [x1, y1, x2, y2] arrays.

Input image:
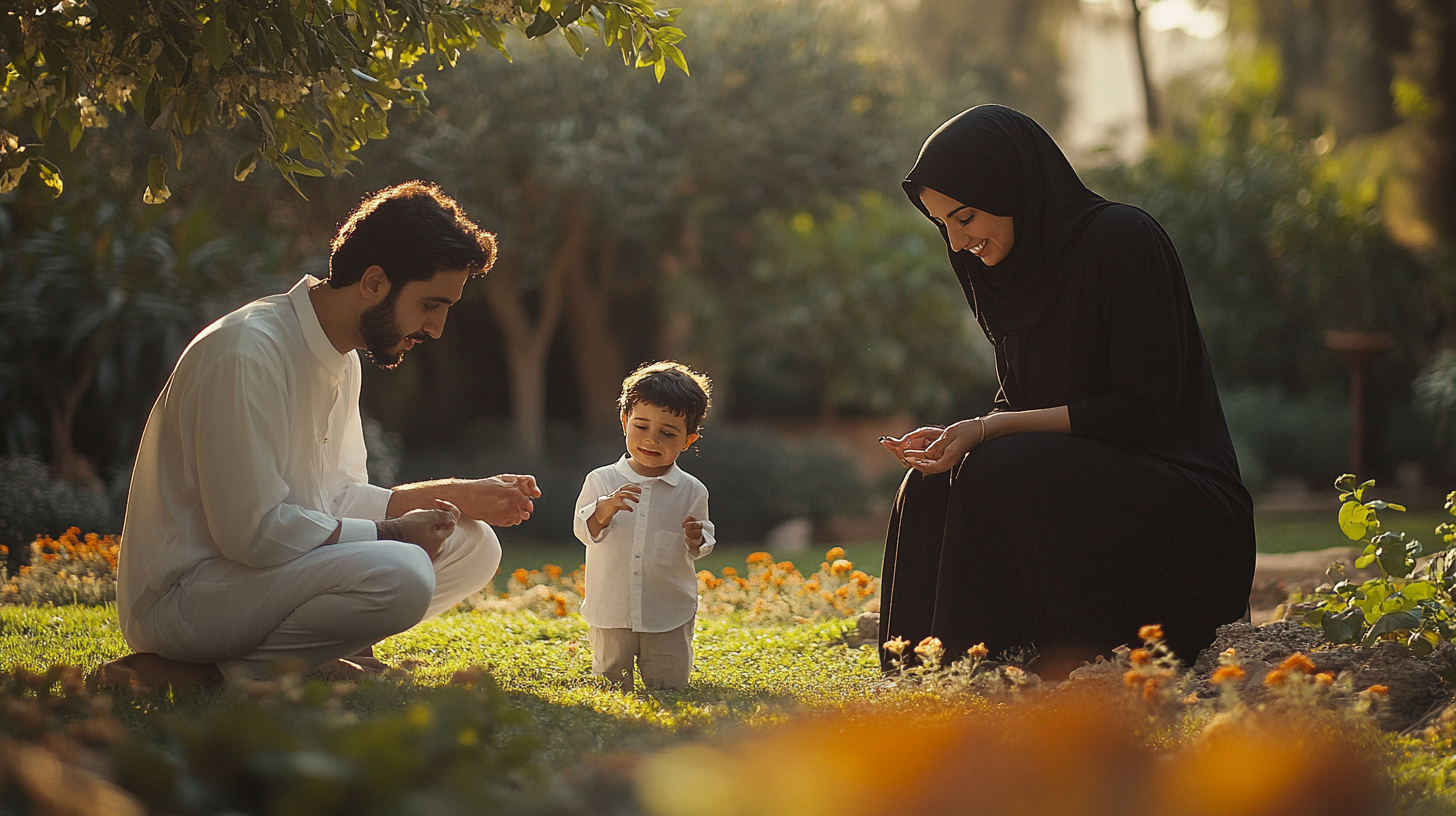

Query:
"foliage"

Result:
[[735, 192, 987, 418], [1296, 476, 1456, 655], [0, 663, 551, 815], [0, 0, 688, 199], [0, 200, 286, 478], [458, 547, 879, 624], [1220, 385, 1350, 493], [1088, 48, 1442, 395], [0, 527, 117, 607], [0, 456, 114, 572]]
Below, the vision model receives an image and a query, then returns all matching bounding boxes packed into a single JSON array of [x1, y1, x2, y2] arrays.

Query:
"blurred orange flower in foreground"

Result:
[[637, 690, 1386, 816]]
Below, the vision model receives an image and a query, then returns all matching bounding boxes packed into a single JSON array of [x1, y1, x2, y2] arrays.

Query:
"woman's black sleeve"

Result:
[[1065, 208, 1191, 451]]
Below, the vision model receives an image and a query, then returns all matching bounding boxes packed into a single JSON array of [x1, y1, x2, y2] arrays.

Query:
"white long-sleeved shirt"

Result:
[[574, 456, 715, 632], [118, 276, 393, 624]]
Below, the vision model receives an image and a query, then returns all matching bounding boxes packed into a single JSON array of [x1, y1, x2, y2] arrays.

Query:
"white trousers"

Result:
[[125, 519, 501, 680]]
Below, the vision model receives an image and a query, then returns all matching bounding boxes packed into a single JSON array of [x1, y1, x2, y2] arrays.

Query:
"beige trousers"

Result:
[[588, 616, 695, 691], [126, 519, 500, 681]]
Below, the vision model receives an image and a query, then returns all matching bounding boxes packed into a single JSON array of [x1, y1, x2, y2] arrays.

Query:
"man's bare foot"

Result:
[[310, 658, 385, 681], [96, 653, 223, 691]]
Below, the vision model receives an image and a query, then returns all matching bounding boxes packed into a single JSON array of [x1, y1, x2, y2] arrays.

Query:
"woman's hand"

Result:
[[902, 419, 987, 475], [880, 426, 946, 470]]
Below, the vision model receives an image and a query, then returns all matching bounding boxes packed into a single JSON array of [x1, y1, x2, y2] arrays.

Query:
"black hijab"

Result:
[[904, 105, 1111, 340]]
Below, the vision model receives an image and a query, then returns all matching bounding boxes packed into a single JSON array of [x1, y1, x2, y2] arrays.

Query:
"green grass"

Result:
[[0, 604, 880, 763], [1255, 509, 1451, 554]]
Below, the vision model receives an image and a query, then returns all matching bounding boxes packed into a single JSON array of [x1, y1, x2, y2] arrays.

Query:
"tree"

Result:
[[0, 0, 688, 200], [735, 193, 987, 420], [362, 0, 913, 454]]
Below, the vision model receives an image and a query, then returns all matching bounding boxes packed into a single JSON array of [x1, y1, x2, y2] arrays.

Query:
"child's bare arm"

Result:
[[587, 484, 641, 538]]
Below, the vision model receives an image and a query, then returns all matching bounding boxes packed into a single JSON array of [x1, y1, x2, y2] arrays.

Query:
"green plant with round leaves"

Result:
[[1297, 475, 1456, 656], [0, 0, 688, 200]]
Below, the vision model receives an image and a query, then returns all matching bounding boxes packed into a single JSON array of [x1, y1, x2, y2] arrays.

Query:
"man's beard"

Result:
[[359, 289, 424, 370]]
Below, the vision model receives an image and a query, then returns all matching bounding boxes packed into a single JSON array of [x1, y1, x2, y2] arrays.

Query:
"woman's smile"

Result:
[[917, 186, 1016, 267]]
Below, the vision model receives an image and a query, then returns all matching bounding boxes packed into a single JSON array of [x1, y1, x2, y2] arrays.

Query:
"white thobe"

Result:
[[574, 456, 714, 632], [118, 276, 498, 678]]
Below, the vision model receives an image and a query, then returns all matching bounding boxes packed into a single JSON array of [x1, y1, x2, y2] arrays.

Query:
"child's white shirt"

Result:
[[574, 456, 715, 632]]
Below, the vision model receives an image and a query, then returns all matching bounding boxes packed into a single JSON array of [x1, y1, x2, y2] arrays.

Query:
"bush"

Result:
[[0, 528, 118, 607], [1221, 386, 1350, 493], [0, 456, 116, 574]]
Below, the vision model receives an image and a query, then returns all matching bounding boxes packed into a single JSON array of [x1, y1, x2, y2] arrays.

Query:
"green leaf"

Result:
[[525, 11, 559, 37], [35, 159, 63, 197], [1355, 553, 1375, 569], [1321, 607, 1365, 644], [233, 149, 260, 182], [145, 154, 170, 204], [1409, 630, 1437, 657], [1402, 581, 1438, 602], [56, 107, 83, 151], [562, 25, 587, 57], [202, 9, 233, 68], [654, 55, 666, 82], [1362, 608, 1422, 645], [1389, 503, 1407, 512], [1339, 500, 1373, 540], [661, 41, 688, 76]]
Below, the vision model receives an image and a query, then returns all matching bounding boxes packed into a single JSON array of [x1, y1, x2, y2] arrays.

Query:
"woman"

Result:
[[879, 105, 1254, 675]]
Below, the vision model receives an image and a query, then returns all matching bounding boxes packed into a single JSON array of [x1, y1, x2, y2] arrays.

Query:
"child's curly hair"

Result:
[[618, 361, 713, 434]]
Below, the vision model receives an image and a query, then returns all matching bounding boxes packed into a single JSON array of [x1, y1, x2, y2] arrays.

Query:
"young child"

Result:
[[574, 361, 714, 691]]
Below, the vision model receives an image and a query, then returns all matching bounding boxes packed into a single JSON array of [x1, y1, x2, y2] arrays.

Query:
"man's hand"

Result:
[[377, 499, 460, 560], [683, 514, 705, 555], [452, 474, 541, 527]]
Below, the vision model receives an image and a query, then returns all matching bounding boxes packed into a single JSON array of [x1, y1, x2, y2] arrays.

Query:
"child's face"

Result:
[[621, 402, 699, 476]]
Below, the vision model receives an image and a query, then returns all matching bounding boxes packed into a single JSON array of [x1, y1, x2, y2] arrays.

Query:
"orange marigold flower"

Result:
[[1123, 670, 1142, 687], [1315, 672, 1334, 687], [511, 568, 529, 585], [824, 547, 845, 561], [830, 559, 852, 575], [747, 552, 772, 565], [851, 570, 871, 586], [968, 643, 989, 659], [722, 567, 738, 578], [1277, 653, 1316, 675], [735, 577, 748, 589], [1210, 665, 1246, 684], [544, 564, 562, 581], [1138, 624, 1164, 642], [914, 637, 943, 656], [553, 596, 568, 617], [1130, 648, 1152, 667], [1365, 685, 1389, 696], [1264, 669, 1289, 687], [834, 586, 850, 598], [805, 580, 820, 592], [1143, 678, 1162, 701]]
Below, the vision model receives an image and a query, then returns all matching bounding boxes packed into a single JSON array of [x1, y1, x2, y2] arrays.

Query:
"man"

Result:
[[107, 181, 538, 686]]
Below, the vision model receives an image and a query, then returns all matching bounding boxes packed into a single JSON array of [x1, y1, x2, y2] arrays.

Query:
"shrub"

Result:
[[1294, 475, 1456, 654], [0, 456, 116, 575], [0, 528, 118, 607]]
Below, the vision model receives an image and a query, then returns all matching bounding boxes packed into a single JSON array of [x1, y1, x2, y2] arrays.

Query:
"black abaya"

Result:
[[880, 106, 1255, 669]]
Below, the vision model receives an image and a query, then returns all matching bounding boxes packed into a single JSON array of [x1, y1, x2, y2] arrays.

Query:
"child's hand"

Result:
[[684, 514, 705, 552], [593, 484, 642, 527]]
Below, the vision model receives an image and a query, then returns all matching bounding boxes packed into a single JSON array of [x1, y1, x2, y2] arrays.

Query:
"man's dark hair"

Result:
[[328, 181, 497, 288], [618, 361, 713, 434]]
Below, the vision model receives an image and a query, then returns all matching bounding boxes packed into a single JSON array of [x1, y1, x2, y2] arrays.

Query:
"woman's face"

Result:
[[918, 186, 1015, 266]]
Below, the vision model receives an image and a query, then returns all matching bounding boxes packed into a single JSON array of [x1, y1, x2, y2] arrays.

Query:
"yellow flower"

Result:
[[830, 559, 853, 575], [824, 547, 845, 561], [1138, 624, 1164, 642], [1315, 672, 1334, 687], [722, 567, 738, 578], [746, 552, 772, 565]]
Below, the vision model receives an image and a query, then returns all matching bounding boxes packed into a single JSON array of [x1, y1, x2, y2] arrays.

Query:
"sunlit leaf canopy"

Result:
[[0, 0, 688, 199]]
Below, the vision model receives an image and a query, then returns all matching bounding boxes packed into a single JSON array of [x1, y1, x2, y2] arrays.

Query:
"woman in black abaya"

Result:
[[878, 105, 1254, 675]]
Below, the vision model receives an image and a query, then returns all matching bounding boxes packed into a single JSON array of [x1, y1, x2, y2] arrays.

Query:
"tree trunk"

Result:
[[47, 355, 104, 490], [483, 199, 587, 457], [565, 235, 629, 438], [1129, 0, 1160, 134]]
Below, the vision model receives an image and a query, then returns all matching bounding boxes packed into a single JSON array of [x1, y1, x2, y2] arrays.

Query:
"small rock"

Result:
[[846, 612, 880, 648]]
